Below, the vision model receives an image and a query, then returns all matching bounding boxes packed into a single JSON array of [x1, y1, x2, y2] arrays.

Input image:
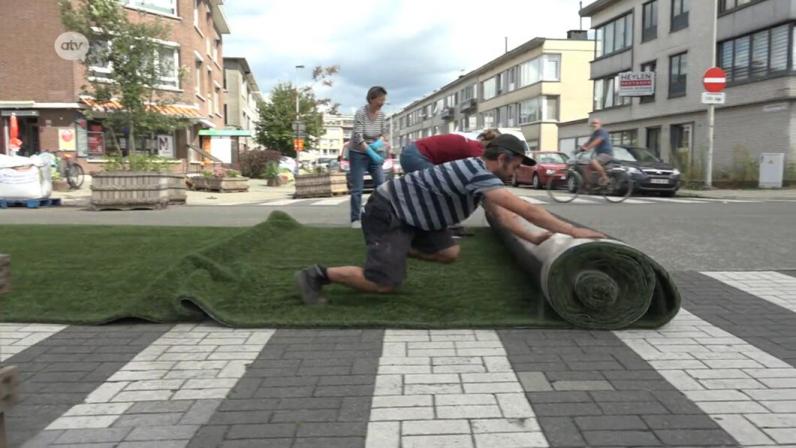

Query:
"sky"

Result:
[[223, 0, 591, 116]]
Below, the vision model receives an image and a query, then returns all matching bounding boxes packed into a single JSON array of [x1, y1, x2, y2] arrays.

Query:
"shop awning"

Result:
[[80, 98, 205, 119], [198, 129, 254, 137]]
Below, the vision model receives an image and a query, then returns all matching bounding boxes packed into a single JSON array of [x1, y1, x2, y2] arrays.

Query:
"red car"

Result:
[[512, 151, 570, 189]]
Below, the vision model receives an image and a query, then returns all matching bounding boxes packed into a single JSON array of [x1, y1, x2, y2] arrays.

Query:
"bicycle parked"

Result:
[[38, 150, 85, 190], [546, 160, 634, 204]]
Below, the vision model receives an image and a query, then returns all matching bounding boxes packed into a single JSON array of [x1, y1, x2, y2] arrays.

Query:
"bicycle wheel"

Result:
[[66, 163, 85, 189], [547, 169, 583, 203], [602, 169, 634, 203]]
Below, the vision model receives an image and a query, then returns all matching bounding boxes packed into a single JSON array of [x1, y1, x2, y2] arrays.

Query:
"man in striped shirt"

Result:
[[296, 134, 604, 305]]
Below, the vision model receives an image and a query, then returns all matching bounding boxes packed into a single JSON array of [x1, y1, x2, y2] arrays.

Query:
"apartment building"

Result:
[[0, 0, 230, 168], [224, 57, 263, 153], [317, 113, 354, 158], [389, 33, 595, 153], [573, 0, 796, 179]]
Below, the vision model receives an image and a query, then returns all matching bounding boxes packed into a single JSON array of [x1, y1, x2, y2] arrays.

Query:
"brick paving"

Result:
[[3, 271, 796, 447]]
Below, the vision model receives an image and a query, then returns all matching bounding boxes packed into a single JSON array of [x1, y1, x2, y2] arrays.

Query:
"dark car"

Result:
[[513, 151, 570, 189], [570, 146, 681, 196]]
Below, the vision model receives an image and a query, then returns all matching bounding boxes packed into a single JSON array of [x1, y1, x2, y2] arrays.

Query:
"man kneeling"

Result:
[[295, 134, 603, 304]]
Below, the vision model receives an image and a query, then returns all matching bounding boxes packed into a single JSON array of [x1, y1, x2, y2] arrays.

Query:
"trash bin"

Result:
[[759, 153, 785, 188]]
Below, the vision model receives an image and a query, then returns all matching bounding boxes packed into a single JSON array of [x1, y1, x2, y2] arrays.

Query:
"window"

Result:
[[88, 40, 112, 78], [670, 123, 693, 169], [461, 84, 476, 102], [519, 58, 540, 86], [482, 76, 498, 100], [502, 66, 517, 92], [155, 46, 179, 88], [642, 1, 658, 42], [195, 60, 202, 96], [482, 110, 495, 128], [595, 13, 633, 58], [544, 96, 559, 121], [214, 87, 220, 115], [669, 52, 687, 97], [610, 130, 638, 146], [120, 0, 177, 16], [720, 0, 758, 13], [194, 0, 200, 26], [646, 127, 661, 157], [542, 54, 561, 81], [719, 24, 791, 84], [640, 60, 657, 103], [593, 75, 631, 110], [506, 104, 516, 127], [446, 93, 457, 107], [519, 98, 541, 124], [671, 0, 689, 32]]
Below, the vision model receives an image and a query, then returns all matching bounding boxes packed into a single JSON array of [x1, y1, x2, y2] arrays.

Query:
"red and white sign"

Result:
[[703, 67, 727, 93], [618, 71, 655, 97]]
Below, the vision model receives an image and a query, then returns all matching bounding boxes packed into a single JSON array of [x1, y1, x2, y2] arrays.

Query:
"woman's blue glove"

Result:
[[365, 140, 384, 164]]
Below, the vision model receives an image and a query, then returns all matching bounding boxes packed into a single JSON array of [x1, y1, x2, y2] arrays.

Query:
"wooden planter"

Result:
[[90, 172, 169, 211], [191, 176, 249, 193], [162, 174, 187, 204], [0, 254, 9, 295], [294, 172, 348, 198], [51, 180, 71, 192]]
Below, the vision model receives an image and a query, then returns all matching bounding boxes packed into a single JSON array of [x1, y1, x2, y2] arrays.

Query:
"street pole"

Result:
[[294, 65, 304, 173], [705, 0, 718, 188]]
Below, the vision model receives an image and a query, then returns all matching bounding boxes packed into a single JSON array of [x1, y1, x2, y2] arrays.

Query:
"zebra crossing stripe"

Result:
[[39, 324, 274, 443], [520, 197, 547, 205], [616, 309, 796, 446], [702, 271, 796, 313], [259, 199, 305, 206], [0, 323, 67, 361], [621, 198, 655, 204], [312, 197, 350, 206], [366, 330, 548, 448], [643, 197, 709, 204]]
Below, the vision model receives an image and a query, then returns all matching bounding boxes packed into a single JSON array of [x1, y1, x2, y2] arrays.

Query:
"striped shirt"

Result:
[[350, 105, 387, 152], [377, 157, 505, 231]]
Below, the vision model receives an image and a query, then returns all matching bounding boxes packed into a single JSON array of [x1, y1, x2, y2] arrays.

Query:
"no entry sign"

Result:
[[703, 67, 727, 93]]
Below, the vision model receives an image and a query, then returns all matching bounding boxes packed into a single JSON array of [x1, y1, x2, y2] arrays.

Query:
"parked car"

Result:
[[568, 146, 681, 196], [340, 154, 402, 191], [513, 151, 570, 189]]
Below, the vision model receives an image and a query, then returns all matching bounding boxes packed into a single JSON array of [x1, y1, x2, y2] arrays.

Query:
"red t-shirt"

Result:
[[415, 134, 484, 164]]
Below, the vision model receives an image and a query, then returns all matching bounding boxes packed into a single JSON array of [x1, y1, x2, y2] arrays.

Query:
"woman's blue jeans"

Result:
[[348, 150, 385, 222], [399, 143, 434, 173]]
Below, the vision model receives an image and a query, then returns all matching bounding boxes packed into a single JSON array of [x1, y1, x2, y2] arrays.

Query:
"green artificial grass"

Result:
[[0, 213, 568, 328]]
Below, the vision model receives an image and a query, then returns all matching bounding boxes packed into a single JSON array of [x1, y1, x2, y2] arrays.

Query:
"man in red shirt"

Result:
[[399, 130, 498, 173]]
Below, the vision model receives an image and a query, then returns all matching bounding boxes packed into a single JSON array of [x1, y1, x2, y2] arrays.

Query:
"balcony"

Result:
[[458, 98, 477, 113], [440, 107, 455, 120]]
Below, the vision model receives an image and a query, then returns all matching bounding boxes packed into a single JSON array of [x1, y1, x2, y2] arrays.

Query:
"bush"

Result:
[[240, 149, 283, 179]]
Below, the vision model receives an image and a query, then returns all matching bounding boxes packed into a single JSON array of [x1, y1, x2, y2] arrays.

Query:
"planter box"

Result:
[[90, 172, 169, 211], [190, 176, 249, 192], [0, 254, 9, 295], [52, 180, 71, 192], [162, 174, 187, 204], [294, 172, 348, 198]]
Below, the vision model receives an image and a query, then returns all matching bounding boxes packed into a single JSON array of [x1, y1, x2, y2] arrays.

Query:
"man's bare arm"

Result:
[[484, 188, 605, 239], [484, 201, 552, 245]]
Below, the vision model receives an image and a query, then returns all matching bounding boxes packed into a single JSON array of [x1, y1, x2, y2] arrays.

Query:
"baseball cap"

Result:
[[486, 134, 536, 166]]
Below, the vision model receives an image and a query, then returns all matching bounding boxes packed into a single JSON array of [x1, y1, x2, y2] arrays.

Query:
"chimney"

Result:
[[567, 30, 589, 40]]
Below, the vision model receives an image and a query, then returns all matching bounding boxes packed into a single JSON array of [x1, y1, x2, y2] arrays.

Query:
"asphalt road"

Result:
[[1, 191, 794, 272]]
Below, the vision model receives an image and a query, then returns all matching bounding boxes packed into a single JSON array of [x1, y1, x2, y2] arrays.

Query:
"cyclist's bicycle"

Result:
[[546, 161, 634, 204], [61, 154, 85, 189]]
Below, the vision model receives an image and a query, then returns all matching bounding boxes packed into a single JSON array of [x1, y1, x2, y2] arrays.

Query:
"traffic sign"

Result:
[[701, 92, 726, 105], [703, 67, 727, 93]]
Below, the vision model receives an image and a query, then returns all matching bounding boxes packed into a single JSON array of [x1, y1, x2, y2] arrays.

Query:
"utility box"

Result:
[[759, 153, 785, 188]]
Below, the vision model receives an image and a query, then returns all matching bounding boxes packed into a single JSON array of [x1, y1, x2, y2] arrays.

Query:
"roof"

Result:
[[579, 0, 622, 17], [224, 57, 261, 93], [210, 0, 231, 34], [80, 98, 205, 119]]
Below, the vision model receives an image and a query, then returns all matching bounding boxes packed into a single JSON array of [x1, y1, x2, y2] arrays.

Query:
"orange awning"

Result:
[[81, 98, 205, 119]]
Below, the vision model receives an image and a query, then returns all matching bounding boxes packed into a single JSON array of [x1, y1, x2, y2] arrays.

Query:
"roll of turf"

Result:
[[486, 210, 680, 330]]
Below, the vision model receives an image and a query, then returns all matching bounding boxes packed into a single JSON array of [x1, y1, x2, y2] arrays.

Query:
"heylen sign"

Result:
[[618, 71, 655, 97]]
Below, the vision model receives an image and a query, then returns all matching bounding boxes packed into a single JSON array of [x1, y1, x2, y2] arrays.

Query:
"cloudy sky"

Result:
[[223, 0, 591, 115]]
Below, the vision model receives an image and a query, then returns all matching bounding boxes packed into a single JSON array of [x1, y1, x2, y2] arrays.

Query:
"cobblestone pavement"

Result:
[[3, 270, 796, 447]]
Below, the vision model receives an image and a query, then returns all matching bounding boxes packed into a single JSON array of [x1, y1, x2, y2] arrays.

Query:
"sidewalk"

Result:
[[51, 177, 295, 207], [679, 186, 796, 200]]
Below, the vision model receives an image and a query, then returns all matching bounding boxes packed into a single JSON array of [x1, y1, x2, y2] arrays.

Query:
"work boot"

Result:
[[295, 265, 328, 305]]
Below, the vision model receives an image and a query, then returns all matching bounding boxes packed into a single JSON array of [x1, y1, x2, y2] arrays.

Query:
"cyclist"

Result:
[[579, 118, 613, 186]]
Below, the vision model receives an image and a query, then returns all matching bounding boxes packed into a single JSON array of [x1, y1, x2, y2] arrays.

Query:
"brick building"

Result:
[[0, 0, 230, 171]]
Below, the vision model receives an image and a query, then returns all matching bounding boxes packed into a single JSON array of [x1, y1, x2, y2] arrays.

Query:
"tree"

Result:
[[60, 0, 187, 155], [255, 65, 340, 158]]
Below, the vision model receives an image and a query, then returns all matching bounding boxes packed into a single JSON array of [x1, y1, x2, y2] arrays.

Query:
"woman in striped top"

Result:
[[348, 86, 391, 227]]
